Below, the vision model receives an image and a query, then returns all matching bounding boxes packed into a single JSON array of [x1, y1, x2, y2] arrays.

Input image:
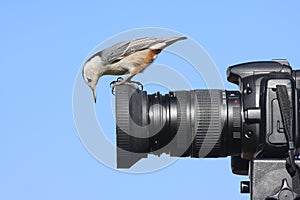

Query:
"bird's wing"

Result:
[[99, 38, 170, 65]]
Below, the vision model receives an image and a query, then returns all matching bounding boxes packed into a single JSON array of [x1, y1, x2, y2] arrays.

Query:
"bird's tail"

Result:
[[164, 36, 187, 47], [150, 36, 187, 51]]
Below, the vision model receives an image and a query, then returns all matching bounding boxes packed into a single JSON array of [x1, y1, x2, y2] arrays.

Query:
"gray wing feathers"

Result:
[[100, 37, 187, 65], [99, 40, 130, 65]]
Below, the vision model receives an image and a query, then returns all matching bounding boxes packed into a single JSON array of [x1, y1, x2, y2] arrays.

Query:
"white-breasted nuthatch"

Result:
[[82, 36, 187, 102]]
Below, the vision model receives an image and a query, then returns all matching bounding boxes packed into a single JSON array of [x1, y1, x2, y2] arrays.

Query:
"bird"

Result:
[[82, 36, 187, 103]]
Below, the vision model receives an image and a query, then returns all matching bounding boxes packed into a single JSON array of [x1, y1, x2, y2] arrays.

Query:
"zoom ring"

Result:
[[193, 90, 226, 157]]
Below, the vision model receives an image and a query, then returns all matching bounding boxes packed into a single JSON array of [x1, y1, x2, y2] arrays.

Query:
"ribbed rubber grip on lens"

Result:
[[192, 90, 226, 158], [116, 85, 147, 168]]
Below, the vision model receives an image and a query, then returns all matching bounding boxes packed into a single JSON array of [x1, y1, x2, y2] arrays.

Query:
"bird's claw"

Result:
[[110, 83, 117, 95], [109, 77, 124, 87], [110, 77, 123, 95], [109, 80, 117, 87], [110, 78, 143, 95], [117, 77, 124, 82], [129, 81, 143, 91]]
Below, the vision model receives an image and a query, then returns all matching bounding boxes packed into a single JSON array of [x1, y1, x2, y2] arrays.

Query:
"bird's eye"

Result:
[[87, 78, 92, 82]]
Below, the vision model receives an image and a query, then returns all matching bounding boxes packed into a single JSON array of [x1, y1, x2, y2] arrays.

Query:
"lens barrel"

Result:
[[116, 85, 241, 168]]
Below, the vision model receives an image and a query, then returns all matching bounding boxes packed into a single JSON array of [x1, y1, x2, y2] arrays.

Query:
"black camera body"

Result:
[[115, 60, 300, 199], [228, 60, 300, 175]]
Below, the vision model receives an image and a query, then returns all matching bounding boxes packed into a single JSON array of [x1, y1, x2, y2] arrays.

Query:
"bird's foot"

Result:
[[128, 81, 143, 91], [110, 77, 143, 95], [110, 77, 124, 87], [110, 77, 124, 94]]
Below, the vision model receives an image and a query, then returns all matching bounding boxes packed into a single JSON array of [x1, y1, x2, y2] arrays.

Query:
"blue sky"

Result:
[[1, 1, 300, 199]]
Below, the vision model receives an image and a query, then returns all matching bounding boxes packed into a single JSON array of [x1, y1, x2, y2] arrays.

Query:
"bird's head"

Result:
[[82, 55, 105, 103]]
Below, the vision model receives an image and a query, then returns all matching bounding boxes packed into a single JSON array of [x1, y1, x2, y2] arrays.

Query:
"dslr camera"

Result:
[[115, 60, 300, 199]]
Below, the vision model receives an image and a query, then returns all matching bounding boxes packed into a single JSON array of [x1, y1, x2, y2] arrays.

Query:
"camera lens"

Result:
[[116, 85, 241, 168]]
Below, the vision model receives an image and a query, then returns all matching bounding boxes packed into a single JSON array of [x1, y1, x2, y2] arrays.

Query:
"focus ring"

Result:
[[193, 90, 226, 157]]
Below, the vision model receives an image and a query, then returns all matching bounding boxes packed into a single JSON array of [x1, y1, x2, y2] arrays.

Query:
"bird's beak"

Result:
[[92, 87, 97, 103]]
